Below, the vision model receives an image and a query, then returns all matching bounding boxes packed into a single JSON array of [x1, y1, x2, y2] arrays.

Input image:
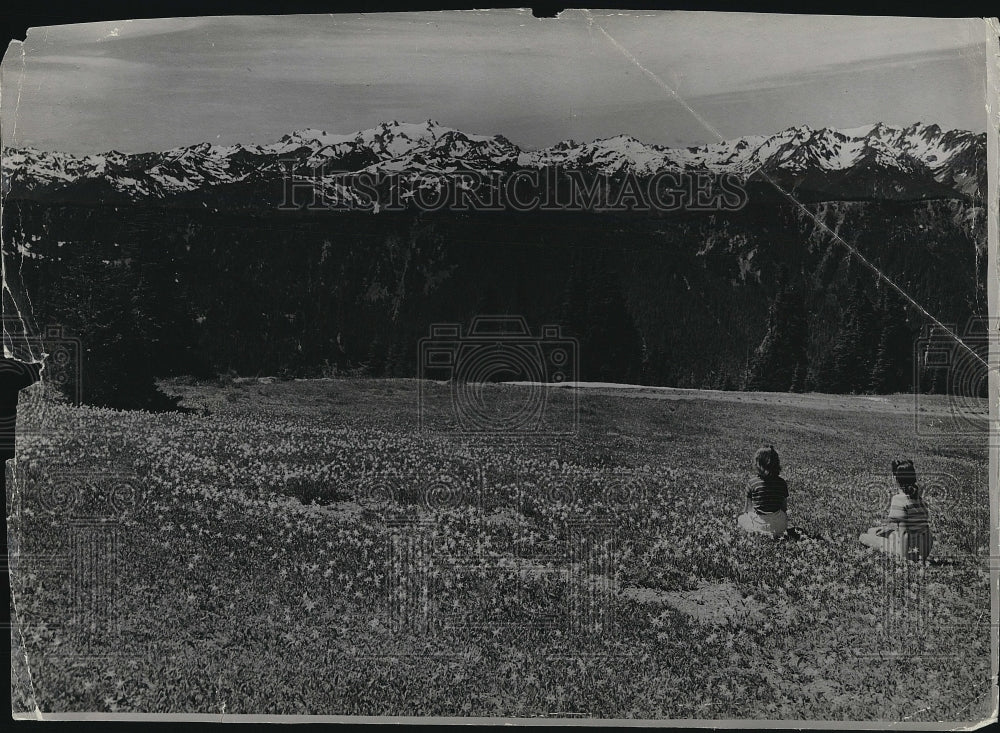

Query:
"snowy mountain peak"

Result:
[[783, 124, 815, 137], [2, 120, 985, 205], [866, 122, 896, 137]]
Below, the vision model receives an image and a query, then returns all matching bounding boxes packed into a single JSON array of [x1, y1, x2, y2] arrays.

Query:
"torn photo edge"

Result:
[[1, 9, 998, 726]]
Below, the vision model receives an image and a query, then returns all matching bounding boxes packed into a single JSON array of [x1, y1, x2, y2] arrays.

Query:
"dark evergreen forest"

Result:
[[1, 196, 987, 410]]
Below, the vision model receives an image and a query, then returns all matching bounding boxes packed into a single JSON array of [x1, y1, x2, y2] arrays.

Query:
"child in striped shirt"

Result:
[[859, 459, 933, 560], [737, 445, 789, 539]]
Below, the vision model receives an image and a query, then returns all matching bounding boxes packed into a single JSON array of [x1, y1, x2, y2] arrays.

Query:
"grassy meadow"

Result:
[[8, 378, 993, 722]]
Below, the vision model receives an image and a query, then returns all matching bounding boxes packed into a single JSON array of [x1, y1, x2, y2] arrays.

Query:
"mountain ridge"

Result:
[[1, 120, 986, 207]]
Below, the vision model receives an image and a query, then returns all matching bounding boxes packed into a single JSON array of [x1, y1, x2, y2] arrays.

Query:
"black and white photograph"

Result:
[[2, 7, 998, 725]]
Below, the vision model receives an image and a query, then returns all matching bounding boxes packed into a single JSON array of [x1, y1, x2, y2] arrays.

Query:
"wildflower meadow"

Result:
[[8, 378, 992, 721]]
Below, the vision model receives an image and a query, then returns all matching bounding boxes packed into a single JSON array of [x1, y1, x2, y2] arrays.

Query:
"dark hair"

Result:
[[892, 459, 920, 499], [754, 446, 781, 479], [891, 459, 917, 486]]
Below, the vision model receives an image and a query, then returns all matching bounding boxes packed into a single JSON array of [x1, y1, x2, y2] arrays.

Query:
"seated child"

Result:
[[737, 445, 789, 539], [859, 459, 933, 561]]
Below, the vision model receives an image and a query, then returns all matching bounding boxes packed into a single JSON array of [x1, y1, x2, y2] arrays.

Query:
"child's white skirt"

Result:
[[859, 527, 932, 560], [737, 510, 787, 539]]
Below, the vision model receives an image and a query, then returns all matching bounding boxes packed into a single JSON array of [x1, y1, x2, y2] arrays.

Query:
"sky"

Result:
[[0, 10, 993, 155]]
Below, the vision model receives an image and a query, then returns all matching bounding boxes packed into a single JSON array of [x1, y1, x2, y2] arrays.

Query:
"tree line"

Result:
[[1, 196, 987, 409]]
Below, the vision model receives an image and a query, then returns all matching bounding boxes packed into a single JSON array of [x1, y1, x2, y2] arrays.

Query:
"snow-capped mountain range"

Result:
[[1, 120, 986, 208]]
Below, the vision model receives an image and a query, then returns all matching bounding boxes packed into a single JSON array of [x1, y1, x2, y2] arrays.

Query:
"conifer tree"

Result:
[[561, 254, 643, 384], [869, 296, 914, 394], [816, 283, 879, 393], [747, 281, 809, 392]]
